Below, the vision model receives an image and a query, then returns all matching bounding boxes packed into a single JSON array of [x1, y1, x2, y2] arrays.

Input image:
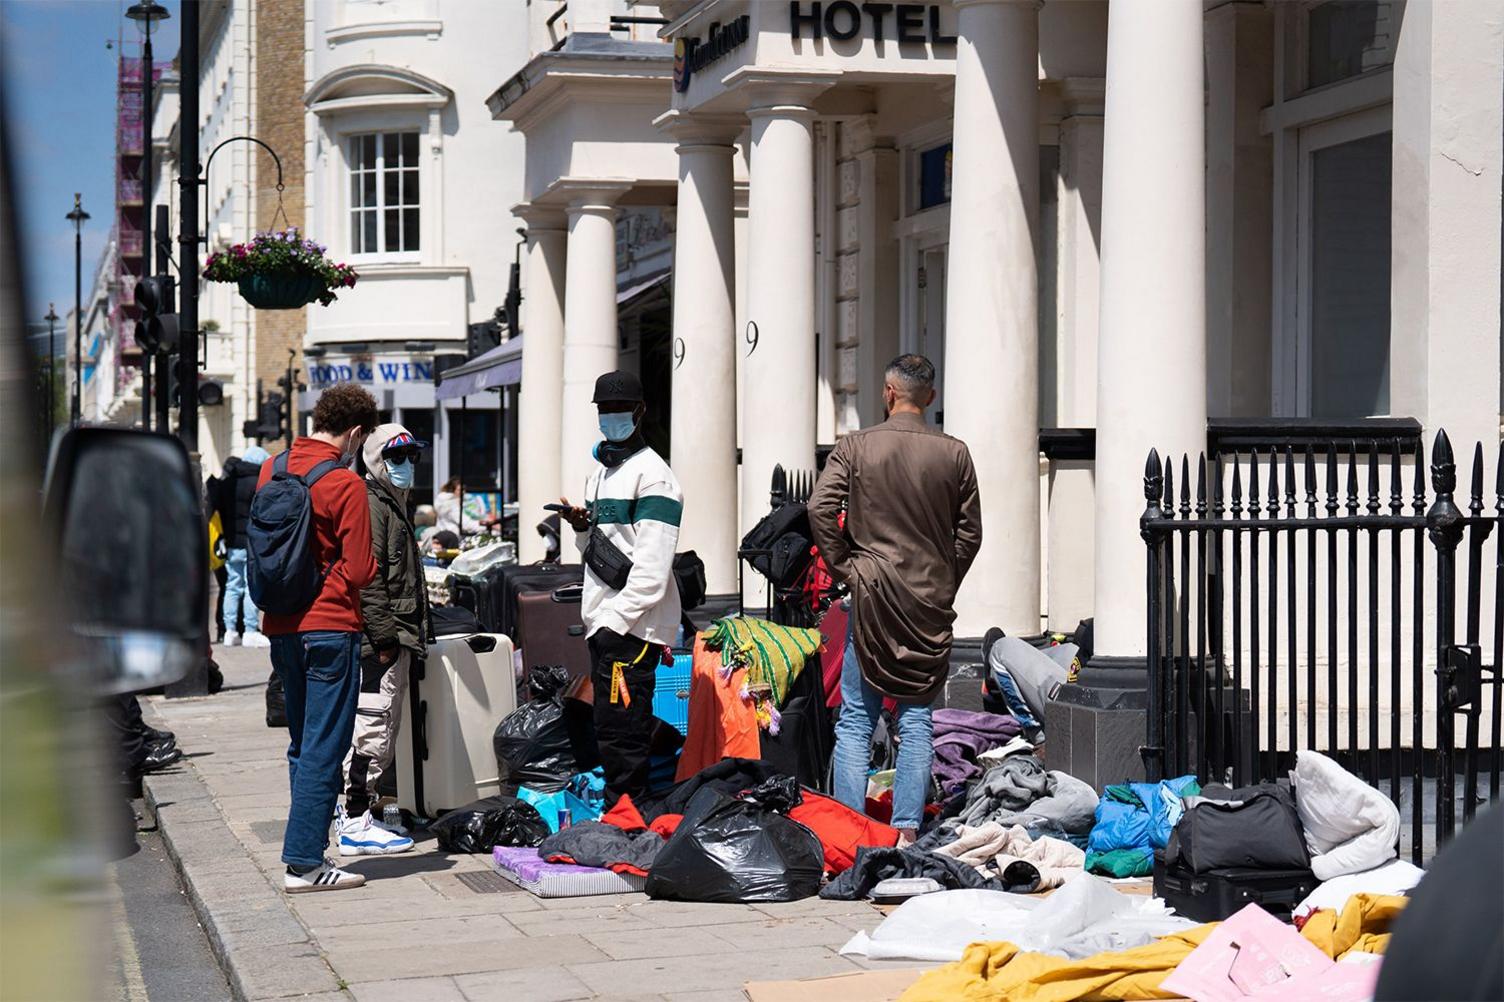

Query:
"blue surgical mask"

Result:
[[598, 412, 637, 443], [387, 458, 415, 490]]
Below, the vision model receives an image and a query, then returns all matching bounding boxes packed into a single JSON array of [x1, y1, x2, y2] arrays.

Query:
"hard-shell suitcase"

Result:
[[1152, 853, 1317, 923], [397, 633, 517, 818], [516, 584, 591, 681], [499, 563, 583, 640], [653, 651, 695, 735]]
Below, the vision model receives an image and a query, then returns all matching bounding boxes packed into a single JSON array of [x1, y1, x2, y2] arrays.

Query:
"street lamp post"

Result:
[[127, 1, 168, 434], [44, 304, 59, 441], [66, 195, 89, 424]]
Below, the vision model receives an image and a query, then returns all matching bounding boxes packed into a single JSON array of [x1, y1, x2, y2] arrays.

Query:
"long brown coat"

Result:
[[808, 411, 983, 703]]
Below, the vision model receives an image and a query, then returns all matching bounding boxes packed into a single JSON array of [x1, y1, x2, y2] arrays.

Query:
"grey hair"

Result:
[[884, 354, 936, 402]]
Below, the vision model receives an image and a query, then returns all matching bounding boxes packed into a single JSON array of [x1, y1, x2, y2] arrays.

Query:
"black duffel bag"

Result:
[[739, 503, 814, 591], [1165, 783, 1310, 873]]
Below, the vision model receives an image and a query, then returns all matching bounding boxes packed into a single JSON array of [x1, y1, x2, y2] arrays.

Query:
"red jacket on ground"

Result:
[[255, 437, 377, 636]]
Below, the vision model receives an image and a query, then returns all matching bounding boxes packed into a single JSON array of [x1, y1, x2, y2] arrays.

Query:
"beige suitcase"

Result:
[[396, 632, 516, 817]]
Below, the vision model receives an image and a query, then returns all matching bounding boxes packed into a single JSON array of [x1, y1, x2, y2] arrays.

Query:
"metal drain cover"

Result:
[[453, 870, 524, 894]]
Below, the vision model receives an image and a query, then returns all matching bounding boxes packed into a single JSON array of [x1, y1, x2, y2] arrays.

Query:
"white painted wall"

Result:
[[306, 0, 530, 353]]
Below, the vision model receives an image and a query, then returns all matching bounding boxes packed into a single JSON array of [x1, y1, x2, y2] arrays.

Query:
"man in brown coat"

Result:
[[808, 354, 982, 842]]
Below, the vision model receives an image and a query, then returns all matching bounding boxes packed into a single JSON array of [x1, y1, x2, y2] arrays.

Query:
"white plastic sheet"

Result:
[[840, 875, 1197, 963]]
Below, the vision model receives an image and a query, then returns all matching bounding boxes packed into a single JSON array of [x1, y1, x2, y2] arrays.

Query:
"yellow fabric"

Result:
[[208, 511, 226, 571], [899, 893, 1406, 1002]]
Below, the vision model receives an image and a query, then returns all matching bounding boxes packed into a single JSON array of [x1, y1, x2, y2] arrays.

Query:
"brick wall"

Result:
[[253, 0, 306, 449]]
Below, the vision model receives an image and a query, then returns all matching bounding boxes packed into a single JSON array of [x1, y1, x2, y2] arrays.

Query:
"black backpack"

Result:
[[247, 452, 342, 616], [740, 502, 814, 591]]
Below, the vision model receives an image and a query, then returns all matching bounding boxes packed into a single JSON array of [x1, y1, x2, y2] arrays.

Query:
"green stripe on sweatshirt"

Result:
[[592, 496, 683, 527]]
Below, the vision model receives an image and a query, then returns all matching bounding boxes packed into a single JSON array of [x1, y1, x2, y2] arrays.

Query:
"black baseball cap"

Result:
[[592, 370, 644, 405]]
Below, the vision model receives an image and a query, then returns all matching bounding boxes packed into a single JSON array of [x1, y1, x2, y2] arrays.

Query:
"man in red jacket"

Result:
[[256, 383, 380, 893]]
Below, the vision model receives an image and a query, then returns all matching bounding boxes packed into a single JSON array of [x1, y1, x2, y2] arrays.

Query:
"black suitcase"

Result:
[[499, 563, 583, 640], [759, 654, 833, 792], [447, 564, 506, 633], [1153, 853, 1317, 923], [516, 584, 592, 681]]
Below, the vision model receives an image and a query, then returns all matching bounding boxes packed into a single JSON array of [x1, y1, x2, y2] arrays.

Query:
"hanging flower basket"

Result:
[[204, 228, 358, 309], [237, 273, 322, 310]]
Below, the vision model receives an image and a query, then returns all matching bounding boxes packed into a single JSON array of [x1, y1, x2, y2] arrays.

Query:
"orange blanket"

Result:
[[674, 635, 762, 781]]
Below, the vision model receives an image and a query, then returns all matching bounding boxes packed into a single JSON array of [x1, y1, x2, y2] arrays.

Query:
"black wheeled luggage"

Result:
[[1152, 853, 1317, 923], [516, 584, 592, 681], [758, 654, 833, 792], [447, 565, 506, 634]]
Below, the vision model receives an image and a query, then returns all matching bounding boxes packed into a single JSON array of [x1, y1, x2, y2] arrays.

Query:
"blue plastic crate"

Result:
[[653, 652, 694, 735]]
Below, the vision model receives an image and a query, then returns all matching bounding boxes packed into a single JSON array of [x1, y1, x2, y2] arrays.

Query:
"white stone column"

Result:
[[1390, 0, 1503, 456], [515, 205, 567, 563], [661, 114, 740, 596], [740, 80, 831, 570], [1093, 0, 1207, 660], [944, 0, 1042, 637], [560, 184, 630, 503]]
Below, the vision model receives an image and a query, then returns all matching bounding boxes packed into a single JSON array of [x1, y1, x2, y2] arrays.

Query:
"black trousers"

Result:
[[587, 628, 658, 807], [105, 695, 150, 776]]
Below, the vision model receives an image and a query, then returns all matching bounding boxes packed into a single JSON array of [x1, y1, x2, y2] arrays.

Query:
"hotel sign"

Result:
[[674, 14, 751, 92], [789, 2, 957, 45]]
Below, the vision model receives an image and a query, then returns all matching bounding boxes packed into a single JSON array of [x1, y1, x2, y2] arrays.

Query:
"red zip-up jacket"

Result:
[[255, 437, 378, 636]]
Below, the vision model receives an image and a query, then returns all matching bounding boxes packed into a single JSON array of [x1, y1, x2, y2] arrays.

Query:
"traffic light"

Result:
[[241, 391, 285, 442], [504, 261, 522, 341], [133, 274, 179, 354], [169, 358, 224, 407], [466, 318, 500, 359]]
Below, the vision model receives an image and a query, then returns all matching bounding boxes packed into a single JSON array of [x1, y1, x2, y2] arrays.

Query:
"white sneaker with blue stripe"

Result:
[[337, 807, 415, 856]]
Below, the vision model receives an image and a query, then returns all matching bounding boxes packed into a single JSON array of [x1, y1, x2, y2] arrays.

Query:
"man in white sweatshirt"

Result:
[[559, 370, 683, 806]]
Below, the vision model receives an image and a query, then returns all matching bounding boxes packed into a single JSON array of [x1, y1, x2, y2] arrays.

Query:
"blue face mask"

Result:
[[387, 458, 415, 490], [598, 411, 638, 443]]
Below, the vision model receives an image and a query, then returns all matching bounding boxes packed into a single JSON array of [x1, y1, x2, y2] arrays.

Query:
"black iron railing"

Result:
[[1142, 430, 1500, 862]]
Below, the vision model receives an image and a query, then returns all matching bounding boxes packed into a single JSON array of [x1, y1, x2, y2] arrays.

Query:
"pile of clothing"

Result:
[[1084, 775, 1200, 877], [499, 759, 899, 903]]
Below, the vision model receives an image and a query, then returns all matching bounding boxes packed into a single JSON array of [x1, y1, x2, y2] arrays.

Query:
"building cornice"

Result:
[[304, 64, 453, 115], [487, 50, 672, 131]]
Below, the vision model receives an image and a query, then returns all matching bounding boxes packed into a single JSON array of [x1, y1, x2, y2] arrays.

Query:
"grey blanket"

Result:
[[954, 755, 1099, 835]]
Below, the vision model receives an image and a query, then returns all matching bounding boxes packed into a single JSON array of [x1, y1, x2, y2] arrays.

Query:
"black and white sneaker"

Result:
[[284, 858, 366, 894]]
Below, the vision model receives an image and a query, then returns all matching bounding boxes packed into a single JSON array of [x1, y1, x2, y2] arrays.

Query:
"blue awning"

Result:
[[435, 337, 523, 400]]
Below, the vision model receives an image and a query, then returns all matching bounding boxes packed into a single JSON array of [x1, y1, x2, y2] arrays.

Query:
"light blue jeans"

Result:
[[831, 630, 935, 832], [222, 547, 259, 634]]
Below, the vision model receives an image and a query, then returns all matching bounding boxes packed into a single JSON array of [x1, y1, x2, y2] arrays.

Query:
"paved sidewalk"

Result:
[[143, 645, 920, 1002]]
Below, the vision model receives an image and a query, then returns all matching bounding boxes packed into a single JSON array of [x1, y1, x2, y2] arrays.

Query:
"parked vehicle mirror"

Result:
[[44, 428, 207, 695]]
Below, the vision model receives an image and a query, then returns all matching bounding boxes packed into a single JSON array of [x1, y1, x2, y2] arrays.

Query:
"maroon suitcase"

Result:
[[516, 585, 592, 682]]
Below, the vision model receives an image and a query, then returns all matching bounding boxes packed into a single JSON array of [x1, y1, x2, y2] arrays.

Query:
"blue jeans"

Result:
[[271, 631, 361, 868], [222, 547, 259, 634], [832, 631, 934, 831]]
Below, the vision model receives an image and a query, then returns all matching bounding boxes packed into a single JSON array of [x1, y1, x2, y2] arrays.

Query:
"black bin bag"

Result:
[[431, 796, 550, 854], [494, 665, 579, 793], [644, 777, 823, 904]]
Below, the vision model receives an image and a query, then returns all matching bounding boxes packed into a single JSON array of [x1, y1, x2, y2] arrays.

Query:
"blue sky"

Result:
[[2, 0, 180, 325]]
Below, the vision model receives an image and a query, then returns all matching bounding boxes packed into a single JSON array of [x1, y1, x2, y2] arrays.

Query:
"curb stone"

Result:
[[141, 736, 351, 1001]]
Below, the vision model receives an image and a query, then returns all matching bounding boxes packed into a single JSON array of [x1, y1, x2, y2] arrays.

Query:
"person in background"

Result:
[[216, 444, 271, 647], [256, 383, 379, 893], [808, 354, 982, 846], [434, 475, 500, 537], [334, 425, 427, 856], [558, 370, 682, 808], [412, 504, 437, 545]]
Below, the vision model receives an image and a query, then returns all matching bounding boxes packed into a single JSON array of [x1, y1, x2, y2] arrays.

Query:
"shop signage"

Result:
[[789, 2, 956, 45], [674, 14, 751, 92], [308, 357, 435, 389]]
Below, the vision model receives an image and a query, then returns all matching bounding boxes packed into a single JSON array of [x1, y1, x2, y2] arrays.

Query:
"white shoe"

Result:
[[242, 631, 271, 648], [338, 810, 415, 856], [223, 631, 241, 647], [284, 858, 366, 894]]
